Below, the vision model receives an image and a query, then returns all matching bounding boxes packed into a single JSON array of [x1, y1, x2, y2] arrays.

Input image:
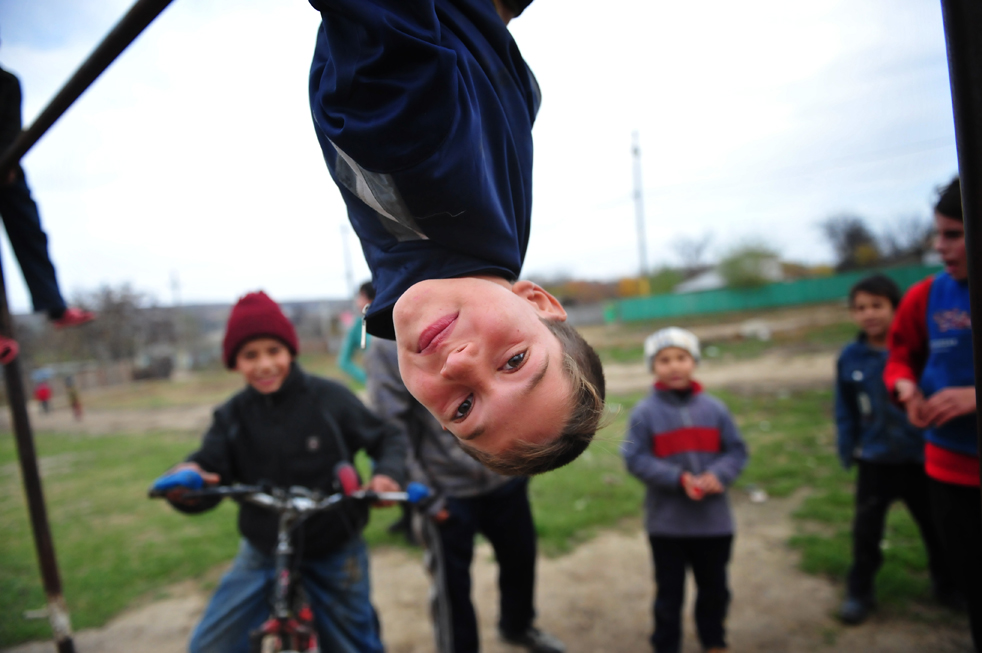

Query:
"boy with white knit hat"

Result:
[[623, 327, 748, 653]]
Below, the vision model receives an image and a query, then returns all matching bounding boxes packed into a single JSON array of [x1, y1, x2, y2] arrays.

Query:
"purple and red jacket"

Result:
[[622, 382, 748, 537]]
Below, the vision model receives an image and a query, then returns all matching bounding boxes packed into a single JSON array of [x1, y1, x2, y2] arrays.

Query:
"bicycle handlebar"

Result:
[[148, 479, 431, 515]]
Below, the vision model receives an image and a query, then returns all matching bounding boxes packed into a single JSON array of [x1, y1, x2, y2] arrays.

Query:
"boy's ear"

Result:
[[511, 281, 567, 321]]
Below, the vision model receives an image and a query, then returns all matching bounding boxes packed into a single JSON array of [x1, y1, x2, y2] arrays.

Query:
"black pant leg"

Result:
[[847, 461, 895, 599], [897, 464, 954, 591], [929, 478, 982, 651], [689, 535, 733, 650], [435, 496, 482, 653], [475, 478, 537, 637], [649, 536, 688, 653], [0, 174, 65, 314]]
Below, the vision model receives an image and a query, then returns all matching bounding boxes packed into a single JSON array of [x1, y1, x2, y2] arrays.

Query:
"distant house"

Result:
[[673, 256, 784, 293]]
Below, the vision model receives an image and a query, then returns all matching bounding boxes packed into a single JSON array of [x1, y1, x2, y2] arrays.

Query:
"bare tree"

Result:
[[879, 213, 933, 262], [820, 214, 881, 270], [671, 232, 714, 276]]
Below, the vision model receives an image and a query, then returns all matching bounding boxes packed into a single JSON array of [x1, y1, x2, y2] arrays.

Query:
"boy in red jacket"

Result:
[[884, 177, 978, 647]]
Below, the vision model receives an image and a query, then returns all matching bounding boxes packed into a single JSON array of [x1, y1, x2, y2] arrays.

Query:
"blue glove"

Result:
[[406, 482, 431, 504], [151, 468, 205, 493]]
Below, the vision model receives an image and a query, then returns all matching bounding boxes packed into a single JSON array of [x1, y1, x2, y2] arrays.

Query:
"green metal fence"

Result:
[[607, 264, 943, 323]]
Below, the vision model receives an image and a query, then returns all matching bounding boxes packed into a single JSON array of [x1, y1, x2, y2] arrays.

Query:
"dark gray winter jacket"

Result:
[[622, 382, 748, 537]]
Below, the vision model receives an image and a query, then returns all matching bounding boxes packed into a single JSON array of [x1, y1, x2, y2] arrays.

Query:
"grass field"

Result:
[[0, 322, 940, 647]]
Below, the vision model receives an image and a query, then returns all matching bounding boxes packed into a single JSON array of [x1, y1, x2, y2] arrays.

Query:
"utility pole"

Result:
[[170, 271, 181, 307], [340, 224, 354, 298], [632, 131, 650, 295]]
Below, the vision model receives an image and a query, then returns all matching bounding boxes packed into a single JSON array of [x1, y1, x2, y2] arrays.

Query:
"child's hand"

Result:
[[681, 472, 704, 501], [367, 474, 401, 507], [903, 393, 930, 429], [164, 463, 220, 505], [432, 508, 451, 523], [695, 472, 724, 495], [894, 379, 920, 404], [921, 387, 977, 427]]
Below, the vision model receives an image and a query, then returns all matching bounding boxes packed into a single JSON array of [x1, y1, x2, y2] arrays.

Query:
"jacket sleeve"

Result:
[[168, 407, 234, 514], [622, 403, 684, 490], [885, 277, 932, 395], [309, 0, 466, 173], [706, 404, 748, 486], [835, 353, 860, 469], [333, 383, 408, 486], [365, 341, 444, 512], [338, 322, 366, 385]]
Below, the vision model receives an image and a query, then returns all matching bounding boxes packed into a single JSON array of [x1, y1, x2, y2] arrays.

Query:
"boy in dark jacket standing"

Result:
[[835, 274, 953, 624], [622, 328, 748, 653], [157, 291, 407, 653]]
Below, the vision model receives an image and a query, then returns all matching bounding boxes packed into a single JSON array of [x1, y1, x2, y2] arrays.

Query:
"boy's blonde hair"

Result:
[[458, 319, 605, 476]]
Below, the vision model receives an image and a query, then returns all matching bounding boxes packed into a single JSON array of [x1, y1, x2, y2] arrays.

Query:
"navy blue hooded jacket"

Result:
[[835, 333, 923, 468], [308, 0, 541, 339]]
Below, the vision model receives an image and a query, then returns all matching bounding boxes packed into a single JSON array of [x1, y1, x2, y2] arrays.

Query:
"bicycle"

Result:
[[149, 463, 429, 653]]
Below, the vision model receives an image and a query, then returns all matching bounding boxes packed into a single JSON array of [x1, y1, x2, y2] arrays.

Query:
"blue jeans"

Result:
[[0, 172, 66, 315], [189, 538, 384, 653]]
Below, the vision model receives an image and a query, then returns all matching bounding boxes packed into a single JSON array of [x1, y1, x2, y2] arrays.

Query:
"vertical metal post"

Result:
[[0, 1, 177, 650], [632, 131, 649, 291], [939, 0, 982, 493], [0, 256, 75, 652]]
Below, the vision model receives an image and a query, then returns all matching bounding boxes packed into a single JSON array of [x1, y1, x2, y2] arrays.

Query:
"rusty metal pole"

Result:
[[0, 262, 74, 652], [939, 1, 982, 495], [0, 1, 176, 650], [0, 0, 175, 178]]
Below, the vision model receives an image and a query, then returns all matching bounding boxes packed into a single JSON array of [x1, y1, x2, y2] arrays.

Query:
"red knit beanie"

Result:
[[222, 291, 299, 369]]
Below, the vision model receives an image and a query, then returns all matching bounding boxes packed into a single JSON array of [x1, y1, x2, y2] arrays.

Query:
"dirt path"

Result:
[[0, 404, 214, 436], [8, 349, 836, 439], [604, 350, 837, 396], [4, 492, 969, 653]]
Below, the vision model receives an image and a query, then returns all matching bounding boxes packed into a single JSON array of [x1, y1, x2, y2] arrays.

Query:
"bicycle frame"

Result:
[[150, 472, 428, 653]]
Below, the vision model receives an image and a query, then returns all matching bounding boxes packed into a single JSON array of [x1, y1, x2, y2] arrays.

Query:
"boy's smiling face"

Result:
[[652, 347, 696, 390], [235, 337, 292, 394], [393, 277, 571, 455], [849, 290, 895, 345]]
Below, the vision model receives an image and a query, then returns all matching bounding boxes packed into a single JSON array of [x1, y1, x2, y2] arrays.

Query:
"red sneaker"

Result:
[[52, 307, 96, 329], [0, 335, 19, 365]]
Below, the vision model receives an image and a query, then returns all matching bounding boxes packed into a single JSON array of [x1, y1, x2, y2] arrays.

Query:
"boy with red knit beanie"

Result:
[[154, 291, 407, 653], [885, 177, 979, 648]]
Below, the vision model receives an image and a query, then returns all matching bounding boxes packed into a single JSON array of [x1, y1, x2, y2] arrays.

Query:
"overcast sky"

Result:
[[0, 0, 959, 313]]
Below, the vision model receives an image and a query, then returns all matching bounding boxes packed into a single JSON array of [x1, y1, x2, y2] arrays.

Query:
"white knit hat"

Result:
[[644, 327, 701, 370]]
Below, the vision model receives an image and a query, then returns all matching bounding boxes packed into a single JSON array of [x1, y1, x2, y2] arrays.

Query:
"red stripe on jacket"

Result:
[[884, 277, 932, 395], [925, 442, 981, 487], [653, 427, 721, 458]]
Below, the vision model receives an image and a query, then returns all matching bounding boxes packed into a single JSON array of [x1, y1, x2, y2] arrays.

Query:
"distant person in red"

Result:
[[33, 379, 51, 413], [884, 177, 979, 648], [0, 41, 95, 365]]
